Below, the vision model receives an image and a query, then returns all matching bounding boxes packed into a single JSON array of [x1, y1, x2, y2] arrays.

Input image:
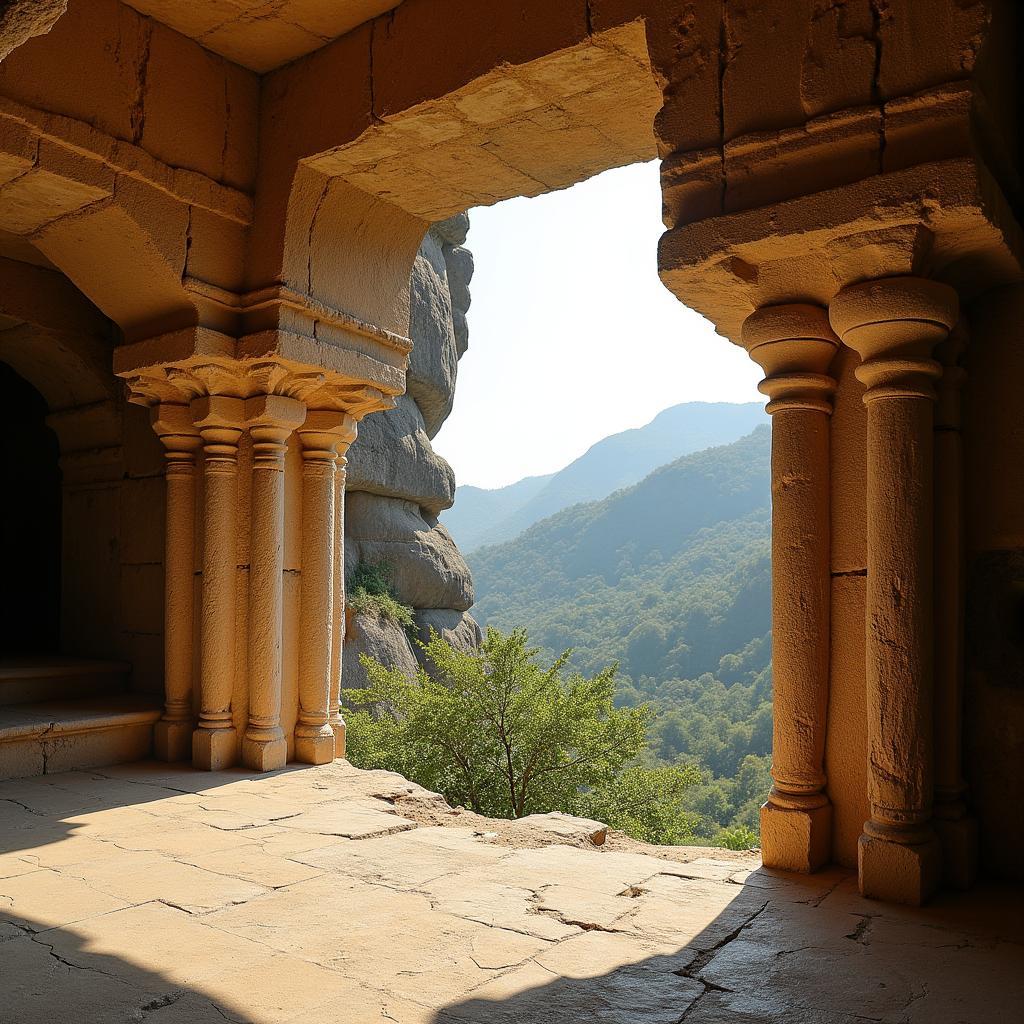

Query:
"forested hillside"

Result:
[[445, 401, 765, 551], [467, 426, 773, 842]]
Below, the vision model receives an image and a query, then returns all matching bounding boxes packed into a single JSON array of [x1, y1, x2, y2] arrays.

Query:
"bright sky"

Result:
[[432, 161, 762, 490]]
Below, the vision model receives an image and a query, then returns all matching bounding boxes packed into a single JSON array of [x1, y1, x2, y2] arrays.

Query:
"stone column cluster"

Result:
[[744, 275, 976, 905], [149, 393, 358, 772]]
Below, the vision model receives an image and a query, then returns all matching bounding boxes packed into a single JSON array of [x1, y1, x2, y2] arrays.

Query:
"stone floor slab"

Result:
[[0, 760, 1018, 1024]]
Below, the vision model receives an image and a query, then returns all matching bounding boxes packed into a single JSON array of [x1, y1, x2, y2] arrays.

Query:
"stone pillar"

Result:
[[330, 445, 351, 755], [241, 395, 306, 772], [932, 325, 979, 888], [151, 404, 200, 763], [295, 412, 357, 764], [830, 276, 958, 905], [190, 395, 245, 770], [742, 304, 838, 873]]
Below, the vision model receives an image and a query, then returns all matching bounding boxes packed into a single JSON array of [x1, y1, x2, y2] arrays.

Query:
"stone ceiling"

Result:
[[122, 0, 404, 72]]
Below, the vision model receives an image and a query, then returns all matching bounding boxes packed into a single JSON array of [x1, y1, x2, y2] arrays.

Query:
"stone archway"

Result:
[[0, 0, 1020, 904]]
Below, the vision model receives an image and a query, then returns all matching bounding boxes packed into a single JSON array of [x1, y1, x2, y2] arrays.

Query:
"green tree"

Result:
[[579, 762, 702, 845], [344, 626, 699, 842]]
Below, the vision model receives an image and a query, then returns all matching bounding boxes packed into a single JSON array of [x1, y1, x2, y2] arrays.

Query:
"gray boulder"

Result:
[[407, 232, 459, 438], [342, 611, 420, 691], [414, 609, 483, 657], [346, 493, 474, 612], [444, 245, 474, 358], [346, 395, 455, 515], [431, 213, 469, 247]]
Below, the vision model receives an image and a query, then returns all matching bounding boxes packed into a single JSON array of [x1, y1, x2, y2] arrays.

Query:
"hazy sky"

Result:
[[432, 161, 762, 491]]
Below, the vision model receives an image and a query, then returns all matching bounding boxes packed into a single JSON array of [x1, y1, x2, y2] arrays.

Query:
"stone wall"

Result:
[[963, 282, 1024, 880], [342, 214, 481, 687]]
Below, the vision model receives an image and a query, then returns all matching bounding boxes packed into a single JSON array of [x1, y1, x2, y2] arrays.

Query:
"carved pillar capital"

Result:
[[742, 303, 840, 414], [150, 403, 201, 457], [830, 276, 958, 400], [245, 394, 306, 445], [297, 411, 358, 458]]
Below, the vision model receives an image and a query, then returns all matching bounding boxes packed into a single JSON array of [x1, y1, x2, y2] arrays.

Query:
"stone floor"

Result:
[[0, 761, 1021, 1024]]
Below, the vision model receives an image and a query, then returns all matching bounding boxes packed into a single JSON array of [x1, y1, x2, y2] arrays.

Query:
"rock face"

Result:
[[0, 0, 67, 62], [344, 214, 480, 685]]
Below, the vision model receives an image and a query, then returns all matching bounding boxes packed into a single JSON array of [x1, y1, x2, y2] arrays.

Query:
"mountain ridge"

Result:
[[467, 425, 772, 687], [443, 401, 766, 551]]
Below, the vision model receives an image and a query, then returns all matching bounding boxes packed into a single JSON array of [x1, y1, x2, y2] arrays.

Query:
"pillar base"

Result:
[[192, 727, 237, 771], [858, 829, 941, 905], [153, 719, 193, 763], [331, 718, 346, 760], [760, 798, 832, 873], [294, 728, 335, 765], [933, 814, 979, 890], [241, 734, 287, 773]]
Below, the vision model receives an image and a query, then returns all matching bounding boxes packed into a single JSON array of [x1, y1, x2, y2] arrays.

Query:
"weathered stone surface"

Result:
[[432, 212, 470, 247], [346, 394, 456, 515], [0, 0, 66, 63], [346, 493, 474, 611], [509, 811, 609, 847], [342, 608, 420, 689], [445, 243, 474, 358], [413, 608, 483, 655], [2, 761, 1022, 1024], [407, 230, 460, 437]]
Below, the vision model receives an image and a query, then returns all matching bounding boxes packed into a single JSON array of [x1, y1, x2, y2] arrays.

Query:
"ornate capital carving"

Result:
[[298, 410, 358, 461], [122, 352, 396, 424], [150, 403, 201, 460], [830, 276, 957, 401], [741, 303, 839, 414]]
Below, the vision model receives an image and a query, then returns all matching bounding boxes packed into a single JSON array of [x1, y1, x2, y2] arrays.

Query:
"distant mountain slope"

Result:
[[443, 401, 765, 551], [467, 426, 771, 688]]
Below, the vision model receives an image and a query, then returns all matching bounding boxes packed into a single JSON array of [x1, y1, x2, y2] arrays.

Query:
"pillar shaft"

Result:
[[831, 275, 958, 904], [296, 412, 357, 765], [242, 395, 305, 772], [151, 405, 200, 763], [742, 304, 838, 873], [330, 452, 349, 755], [865, 395, 936, 825], [191, 396, 245, 770]]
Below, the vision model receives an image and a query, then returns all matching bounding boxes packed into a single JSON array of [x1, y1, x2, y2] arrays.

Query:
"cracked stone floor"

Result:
[[1, 761, 1021, 1023]]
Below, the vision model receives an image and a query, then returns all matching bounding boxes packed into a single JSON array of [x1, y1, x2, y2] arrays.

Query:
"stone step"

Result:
[[0, 656, 130, 706], [0, 696, 161, 781]]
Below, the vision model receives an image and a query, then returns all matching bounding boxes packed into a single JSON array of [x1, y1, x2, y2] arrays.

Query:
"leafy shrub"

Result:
[[348, 560, 415, 632], [714, 824, 760, 851], [343, 626, 701, 844]]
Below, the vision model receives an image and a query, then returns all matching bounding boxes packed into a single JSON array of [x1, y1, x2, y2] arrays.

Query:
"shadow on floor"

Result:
[[2, 762, 1023, 1024], [5, 910, 263, 1023], [426, 872, 1024, 1024]]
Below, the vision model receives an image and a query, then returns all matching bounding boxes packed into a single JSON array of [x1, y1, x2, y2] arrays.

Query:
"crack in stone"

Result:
[[31, 932, 94, 974], [678, 900, 770, 980], [130, 19, 153, 146], [306, 178, 331, 294], [869, 0, 887, 174], [798, 874, 849, 907], [846, 913, 877, 945], [0, 796, 48, 817], [135, 990, 186, 1020]]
